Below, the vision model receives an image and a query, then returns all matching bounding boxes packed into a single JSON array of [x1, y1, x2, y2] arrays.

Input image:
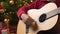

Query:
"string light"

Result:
[[31, 0, 33, 2], [10, 0, 14, 4]]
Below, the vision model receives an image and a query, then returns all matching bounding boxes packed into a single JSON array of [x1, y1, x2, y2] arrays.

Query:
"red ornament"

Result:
[[0, 5, 3, 9]]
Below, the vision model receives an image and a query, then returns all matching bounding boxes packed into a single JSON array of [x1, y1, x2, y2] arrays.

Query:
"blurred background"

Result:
[[0, 0, 34, 34]]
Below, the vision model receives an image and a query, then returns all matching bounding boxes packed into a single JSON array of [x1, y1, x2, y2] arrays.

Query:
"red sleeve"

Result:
[[17, 0, 38, 18], [55, 0, 60, 7]]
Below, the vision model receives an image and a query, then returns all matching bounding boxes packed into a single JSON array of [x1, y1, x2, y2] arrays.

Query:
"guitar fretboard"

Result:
[[46, 7, 60, 19]]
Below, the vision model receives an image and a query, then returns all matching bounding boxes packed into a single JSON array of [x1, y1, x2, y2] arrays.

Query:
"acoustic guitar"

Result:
[[17, 2, 60, 34]]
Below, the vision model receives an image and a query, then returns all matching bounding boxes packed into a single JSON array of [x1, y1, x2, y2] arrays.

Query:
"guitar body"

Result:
[[17, 3, 58, 34], [17, 20, 26, 34]]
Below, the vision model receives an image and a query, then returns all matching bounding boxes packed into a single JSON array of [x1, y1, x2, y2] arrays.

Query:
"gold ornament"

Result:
[[10, 0, 14, 4], [24, 2, 29, 6], [20, 4, 22, 6], [31, 0, 34, 2]]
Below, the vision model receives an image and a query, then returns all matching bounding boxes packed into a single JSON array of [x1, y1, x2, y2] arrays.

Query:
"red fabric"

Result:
[[17, 0, 49, 18], [55, 0, 60, 7]]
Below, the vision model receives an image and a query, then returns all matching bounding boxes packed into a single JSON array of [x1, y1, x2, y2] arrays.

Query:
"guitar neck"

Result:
[[46, 7, 60, 19]]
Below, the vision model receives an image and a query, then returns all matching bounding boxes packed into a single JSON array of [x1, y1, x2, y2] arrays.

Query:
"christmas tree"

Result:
[[0, 0, 34, 34], [0, 0, 34, 25]]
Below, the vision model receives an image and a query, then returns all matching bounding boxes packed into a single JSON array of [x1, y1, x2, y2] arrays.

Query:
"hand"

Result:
[[21, 13, 36, 26]]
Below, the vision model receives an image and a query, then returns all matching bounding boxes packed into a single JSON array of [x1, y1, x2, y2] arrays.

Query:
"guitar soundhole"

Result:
[[39, 14, 46, 22]]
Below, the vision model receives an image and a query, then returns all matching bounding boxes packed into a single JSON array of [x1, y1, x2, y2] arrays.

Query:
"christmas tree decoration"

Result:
[[31, 0, 33, 2], [4, 15, 9, 24], [4, 15, 10, 34], [10, 0, 14, 5], [0, 2, 5, 13], [24, 2, 29, 6]]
